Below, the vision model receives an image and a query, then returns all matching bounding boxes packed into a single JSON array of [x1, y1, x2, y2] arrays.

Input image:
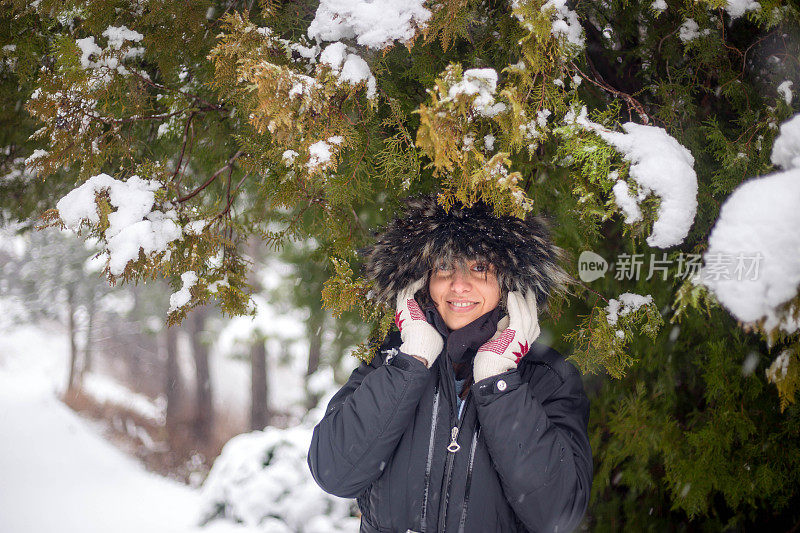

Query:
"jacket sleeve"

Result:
[[307, 343, 432, 498], [473, 360, 592, 533]]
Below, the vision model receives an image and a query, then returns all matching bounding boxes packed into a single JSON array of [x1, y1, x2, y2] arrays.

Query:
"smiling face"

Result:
[[428, 259, 502, 331]]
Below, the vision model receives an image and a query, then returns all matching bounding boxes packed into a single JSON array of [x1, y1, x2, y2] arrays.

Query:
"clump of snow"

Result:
[[518, 109, 551, 151], [539, 0, 585, 49], [184, 219, 207, 236], [282, 149, 298, 166], [771, 113, 800, 169], [207, 276, 229, 294], [725, 0, 761, 19], [156, 121, 174, 138], [307, 136, 343, 171], [651, 0, 667, 12], [702, 167, 800, 333], [606, 293, 653, 326], [76, 36, 103, 68], [678, 19, 710, 42], [198, 427, 358, 532], [448, 68, 507, 118], [23, 148, 48, 168], [290, 42, 320, 62], [101, 25, 144, 49], [56, 173, 182, 276], [339, 54, 376, 98], [319, 42, 377, 98], [766, 350, 791, 383], [567, 107, 698, 248], [537, 109, 551, 127], [307, 0, 431, 49], [168, 271, 198, 313], [612, 180, 643, 223], [319, 42, 347, 69], [777, 80, 793, 106], [286, 74, 318, 100], [74, 28, 145, 82]]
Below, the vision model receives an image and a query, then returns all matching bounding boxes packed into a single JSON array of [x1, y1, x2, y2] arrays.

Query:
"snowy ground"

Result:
[[0, 323, 256, 533]]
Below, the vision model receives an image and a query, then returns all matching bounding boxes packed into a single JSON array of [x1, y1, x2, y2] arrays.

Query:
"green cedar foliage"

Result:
[[2, 0, 800, 528]]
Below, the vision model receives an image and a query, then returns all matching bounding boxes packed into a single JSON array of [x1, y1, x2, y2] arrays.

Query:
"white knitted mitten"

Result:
[[473, 291, 540, 382], [395, 278, 443, 368]]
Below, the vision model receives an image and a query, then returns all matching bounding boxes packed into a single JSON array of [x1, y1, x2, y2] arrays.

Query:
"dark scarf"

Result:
[[424, 306, 501, 380]]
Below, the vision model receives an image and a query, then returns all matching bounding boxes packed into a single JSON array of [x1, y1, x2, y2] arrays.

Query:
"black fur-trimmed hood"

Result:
[[362, 195, 568, 308]]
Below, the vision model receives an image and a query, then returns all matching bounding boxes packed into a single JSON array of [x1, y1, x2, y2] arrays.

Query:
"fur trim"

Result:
[[361, 195, 569, 308]]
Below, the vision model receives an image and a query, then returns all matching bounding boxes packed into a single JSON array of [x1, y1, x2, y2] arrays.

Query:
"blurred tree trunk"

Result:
[[164, 324, 182, 434], [66, 288, 80, 393], [250, 337, 269, 430], [190, 306, 213, 443], [246, 237, 270, 430], [305, 310, 324, 409], [127, 286, 143, 381], [80, 299, 95, 378]]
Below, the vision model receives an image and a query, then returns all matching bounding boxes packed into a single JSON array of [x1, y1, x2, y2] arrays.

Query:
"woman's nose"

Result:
[[450, 270, 472, 292]]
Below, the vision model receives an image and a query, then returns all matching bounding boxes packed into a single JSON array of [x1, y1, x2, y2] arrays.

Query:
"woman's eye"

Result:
[[471, 263, 488, 272]]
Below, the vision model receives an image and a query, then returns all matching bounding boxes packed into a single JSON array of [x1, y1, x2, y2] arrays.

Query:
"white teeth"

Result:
[[450, 302, 474, 308]]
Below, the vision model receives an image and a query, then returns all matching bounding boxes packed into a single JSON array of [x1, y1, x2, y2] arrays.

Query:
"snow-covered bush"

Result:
[[198, 425, 359, 533]]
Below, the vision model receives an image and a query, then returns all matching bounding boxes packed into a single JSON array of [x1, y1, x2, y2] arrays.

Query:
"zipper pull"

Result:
[[447, 426, 461, 453]]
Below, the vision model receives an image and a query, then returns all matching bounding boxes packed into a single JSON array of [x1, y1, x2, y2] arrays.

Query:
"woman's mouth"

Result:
[[447, 301, 479, 312]]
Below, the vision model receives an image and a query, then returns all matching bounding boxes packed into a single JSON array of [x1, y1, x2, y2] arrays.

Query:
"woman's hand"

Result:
[[395, 278, 443, 368], [473, 291, 541, 382]]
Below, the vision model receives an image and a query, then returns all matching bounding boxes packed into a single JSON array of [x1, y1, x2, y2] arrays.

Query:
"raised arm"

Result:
[[472, 292, 591, 531], [308, 280, 444, 498], [307, 341, 431, 498], [473, 363, 592, 532]]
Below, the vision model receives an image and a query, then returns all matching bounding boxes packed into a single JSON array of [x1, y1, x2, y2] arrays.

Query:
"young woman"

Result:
[[308, 195, 592, 532]]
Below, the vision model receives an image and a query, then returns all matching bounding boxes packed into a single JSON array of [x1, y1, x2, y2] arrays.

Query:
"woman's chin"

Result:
[[442, 312, 479, 330]]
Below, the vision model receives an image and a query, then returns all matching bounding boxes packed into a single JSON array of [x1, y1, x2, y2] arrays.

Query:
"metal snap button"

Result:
[[497, 379, 507, 391]]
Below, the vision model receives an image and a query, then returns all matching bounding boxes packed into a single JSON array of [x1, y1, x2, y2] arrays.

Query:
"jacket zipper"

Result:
[[419, 381, 440, 533], [436, 390, 471, 533], [457, 426, 480, 533]]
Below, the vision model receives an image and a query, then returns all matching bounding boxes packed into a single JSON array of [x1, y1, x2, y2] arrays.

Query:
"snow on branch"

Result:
[[319, 42, 377, 99], [770, 113, 800, 170], [446, 68, 507, 118], [567, 106, 698, 248], [701, 115, 800, 335], [307, 0, 431, 49], [168, 271, 198, 313], [566, 291, 662, 378], [724, 0, 761, 19], [55, 173, 182, 276], [75, 25, 145, 82], [606, 293, 653, 327], [510, 0, 585, 54]]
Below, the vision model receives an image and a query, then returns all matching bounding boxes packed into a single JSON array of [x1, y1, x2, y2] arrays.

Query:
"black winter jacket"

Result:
[[308, 331, 592, 533]]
